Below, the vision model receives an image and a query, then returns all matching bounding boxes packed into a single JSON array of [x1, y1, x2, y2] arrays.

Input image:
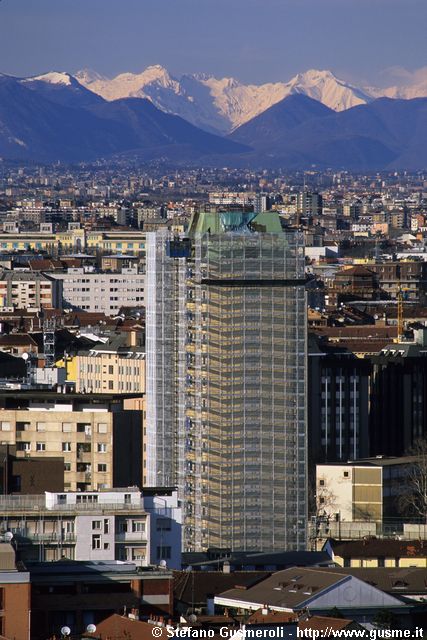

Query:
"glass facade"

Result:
[[146, 216, 307, 552]]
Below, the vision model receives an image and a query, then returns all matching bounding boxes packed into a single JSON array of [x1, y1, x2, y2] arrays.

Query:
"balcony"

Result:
[[115, 531, 147, 543], [14, 532, 77, 544]]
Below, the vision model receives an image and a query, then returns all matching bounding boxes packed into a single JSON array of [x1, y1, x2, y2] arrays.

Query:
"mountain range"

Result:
[[229, 94, 427, 170], [0, 72, 246, 163], [76, 66, 427, 134], [0, 66, 426, 168]]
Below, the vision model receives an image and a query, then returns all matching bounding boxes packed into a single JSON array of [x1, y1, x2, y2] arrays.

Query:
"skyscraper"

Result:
[[145, 211, 307, 552]]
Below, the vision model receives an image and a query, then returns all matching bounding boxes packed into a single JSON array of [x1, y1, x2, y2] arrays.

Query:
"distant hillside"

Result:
[[229, 95, 427, 170], [0, 74, 247, 163]]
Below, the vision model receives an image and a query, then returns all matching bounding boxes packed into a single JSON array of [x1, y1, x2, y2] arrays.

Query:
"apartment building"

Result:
[[297, 191, 323, 217], [0, 487, 181, 568], [0, 391, 143, 492], [51, 266, 145, 315], [367, 261, 427, 303], [0, 271, 62, 310], [146, 211, 307, 552], [67, 332, 145, 394]]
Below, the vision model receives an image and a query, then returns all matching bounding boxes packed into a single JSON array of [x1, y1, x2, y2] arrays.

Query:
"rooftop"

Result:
[[328, 538, 427, 559]]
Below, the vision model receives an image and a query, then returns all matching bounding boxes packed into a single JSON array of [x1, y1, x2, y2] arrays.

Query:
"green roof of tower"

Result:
[[188, 210, 283, 235]]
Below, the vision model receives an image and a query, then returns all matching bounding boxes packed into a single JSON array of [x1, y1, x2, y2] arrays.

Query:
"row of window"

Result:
[[17, 442, 108, 453], [64, 463, 107, 472], [0, 422, 109, 433]]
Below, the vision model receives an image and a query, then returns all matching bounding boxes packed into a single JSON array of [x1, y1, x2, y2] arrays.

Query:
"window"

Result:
[[77, 495, 98, 504], [98, 464, 107, 472], [92, 534, 101, 550], [97, 443, 107, 453], [108, 365, 114, 374], [62, 442, 72, 452], [17, 442, 31, 452], [0, 422, 10, 431], [65, 521, 74, 533], [36, 442, 46, 452], [104, 542, 110, 550], [104, 519, 109, 534], [62, 423, 72, 433], [132, 548, 146, 561], [319, 479, 325, 486], [132, 521, 145, 533], [16, 422, 30, 432], [119, 521, 128, 533], [36, 422, 46, 432], [343, 471, 349, 478], [64, 463, 71, 472], [156, 546, 171, 560], [157, 518, 172, 531], [92, 521, 101, 530]]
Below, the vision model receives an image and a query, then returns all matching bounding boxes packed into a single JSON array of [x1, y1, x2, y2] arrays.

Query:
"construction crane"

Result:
[[396, 286, 417, 343]]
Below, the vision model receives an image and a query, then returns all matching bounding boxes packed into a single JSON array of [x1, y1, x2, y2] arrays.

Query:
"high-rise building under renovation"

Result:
[[145, 211, 307, 552]]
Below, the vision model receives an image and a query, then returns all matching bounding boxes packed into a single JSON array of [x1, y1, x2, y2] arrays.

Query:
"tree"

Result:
[[398, 438, 427, 520], [373, 609, 399, 630]]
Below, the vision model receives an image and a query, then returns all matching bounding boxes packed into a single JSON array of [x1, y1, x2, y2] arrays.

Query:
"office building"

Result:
[[146, 211, 307, 552], [369, 329, 427, 456], [308, 334, 371, 465]]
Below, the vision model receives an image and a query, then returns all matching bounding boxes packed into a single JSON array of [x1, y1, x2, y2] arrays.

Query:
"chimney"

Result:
[[222, 560, 231, 574], [128, 330, 138, 347]]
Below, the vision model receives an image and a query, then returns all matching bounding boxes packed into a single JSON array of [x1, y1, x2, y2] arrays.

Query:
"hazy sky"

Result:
[[0, 0, 425, 85]]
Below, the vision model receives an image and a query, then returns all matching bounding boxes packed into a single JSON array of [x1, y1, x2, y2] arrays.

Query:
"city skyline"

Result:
[[0, 0, 425, 86]]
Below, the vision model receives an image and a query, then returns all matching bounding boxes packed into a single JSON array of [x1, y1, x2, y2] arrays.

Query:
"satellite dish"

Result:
[[188, 614, 197, 624], [4, 531, 13, 542], [22, 352, 29, 361], [60, 627, 71, 637], [86, 624, 97, 633], [159, 559, 167, 568]]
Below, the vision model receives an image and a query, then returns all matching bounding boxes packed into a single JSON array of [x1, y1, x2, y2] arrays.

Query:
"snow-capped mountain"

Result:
[[0, 72, 246, 163], [76, 66, 374, 133], [365, 67, 427, 101]]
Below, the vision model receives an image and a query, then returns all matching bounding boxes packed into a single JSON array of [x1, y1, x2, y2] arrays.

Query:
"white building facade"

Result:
[[0, 488, 182, 568], [51, 267, 145, 315]]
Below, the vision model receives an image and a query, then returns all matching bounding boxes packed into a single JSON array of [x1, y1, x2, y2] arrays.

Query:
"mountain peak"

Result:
[[75, 68, 108, 84], [28, 71, 74, 86]]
